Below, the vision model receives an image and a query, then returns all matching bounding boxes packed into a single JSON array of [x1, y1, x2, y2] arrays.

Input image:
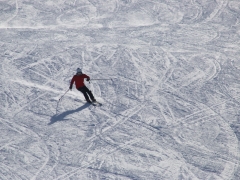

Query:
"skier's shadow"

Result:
[[49, 103, 91, 125]]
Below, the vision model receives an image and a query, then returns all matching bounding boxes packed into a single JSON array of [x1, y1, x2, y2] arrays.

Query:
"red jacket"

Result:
[[70, 74, 90, 89]]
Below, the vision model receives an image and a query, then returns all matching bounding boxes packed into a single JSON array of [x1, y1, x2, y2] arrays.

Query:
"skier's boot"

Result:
[[86, 99, 91, 103]]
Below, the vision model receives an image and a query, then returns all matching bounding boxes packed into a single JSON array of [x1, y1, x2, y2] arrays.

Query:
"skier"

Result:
[[69, 68, 96, 103]]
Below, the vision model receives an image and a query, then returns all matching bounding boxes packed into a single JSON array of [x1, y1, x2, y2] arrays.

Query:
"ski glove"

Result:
[[86, 78, 90, 81], [69, 85, 72, 90]]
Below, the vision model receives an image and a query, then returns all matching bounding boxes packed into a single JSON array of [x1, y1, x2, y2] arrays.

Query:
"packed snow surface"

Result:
[[1, 0, 240, 179]]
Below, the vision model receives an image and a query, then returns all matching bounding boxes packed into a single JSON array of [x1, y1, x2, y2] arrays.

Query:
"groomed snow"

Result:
[[1, 0, 240, 179]]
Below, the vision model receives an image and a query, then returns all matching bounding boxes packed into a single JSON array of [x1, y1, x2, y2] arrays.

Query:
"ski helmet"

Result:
[[76, 68, 82, 73]]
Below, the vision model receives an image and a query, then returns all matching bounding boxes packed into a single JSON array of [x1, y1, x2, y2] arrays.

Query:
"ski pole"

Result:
[[90, 78, 113, 81], [56, 89, 69, 114], [58, 89, 69, 101]]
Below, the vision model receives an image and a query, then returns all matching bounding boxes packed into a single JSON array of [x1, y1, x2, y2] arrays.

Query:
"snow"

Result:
[[0, 0, 240, 179]]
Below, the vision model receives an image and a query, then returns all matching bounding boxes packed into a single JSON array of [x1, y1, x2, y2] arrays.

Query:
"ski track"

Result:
[[0, 118, 49, 180], [1, 0, 19, 26], [203, 0, 229, 23], [1, 0, 240, 179], [196, 102, 239, 180]]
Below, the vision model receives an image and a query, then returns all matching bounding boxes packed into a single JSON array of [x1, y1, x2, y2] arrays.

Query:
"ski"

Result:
[[90, 101, 102, 106]]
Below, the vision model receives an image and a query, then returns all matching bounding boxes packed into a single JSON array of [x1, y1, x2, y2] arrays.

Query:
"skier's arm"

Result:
[[84, 74, 90, 81], [69, 76, 75, 90]]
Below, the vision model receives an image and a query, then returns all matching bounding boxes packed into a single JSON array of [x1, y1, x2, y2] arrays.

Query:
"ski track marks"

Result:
[[0, 0, 19, 27], [1, 0, 240, 179]]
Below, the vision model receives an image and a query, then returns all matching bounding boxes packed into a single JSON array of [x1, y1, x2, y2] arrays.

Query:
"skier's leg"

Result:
[[78, 86, 91, 102], [85, 86, 96, 101]]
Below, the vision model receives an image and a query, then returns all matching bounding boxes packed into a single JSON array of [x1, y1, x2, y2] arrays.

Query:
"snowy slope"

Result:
[[1, 0, 240, 179]]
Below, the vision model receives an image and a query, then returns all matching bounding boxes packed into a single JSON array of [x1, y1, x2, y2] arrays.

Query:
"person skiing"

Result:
[[69, 68, 96, 103]]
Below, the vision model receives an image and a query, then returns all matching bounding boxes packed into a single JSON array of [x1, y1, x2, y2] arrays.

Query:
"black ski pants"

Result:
[[77, 86, 95, 101]]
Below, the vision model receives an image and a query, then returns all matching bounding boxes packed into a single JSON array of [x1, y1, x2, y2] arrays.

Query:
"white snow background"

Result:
[[1, 0, 240, 179]]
